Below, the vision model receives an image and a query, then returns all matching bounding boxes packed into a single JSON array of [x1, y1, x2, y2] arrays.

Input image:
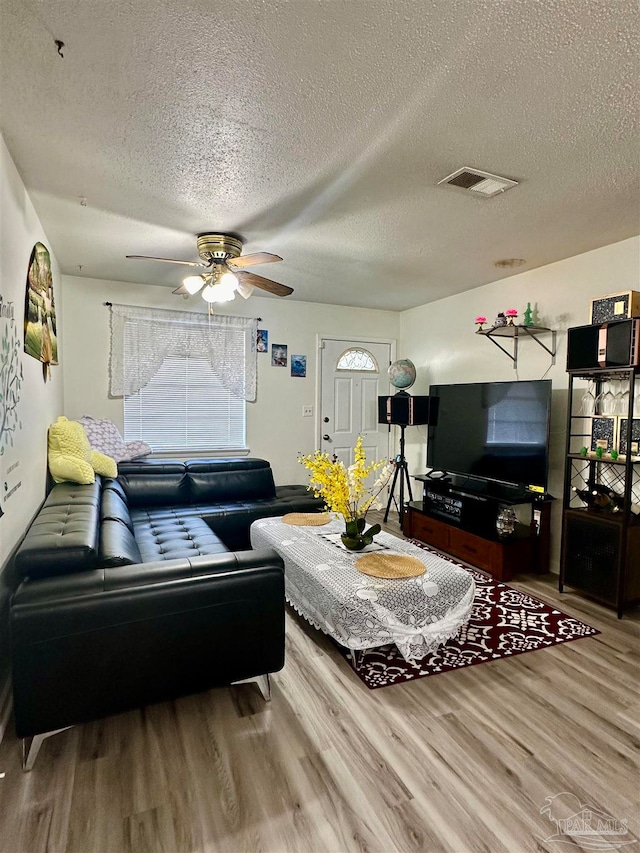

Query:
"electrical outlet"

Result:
[[302, 405, 313, 417]]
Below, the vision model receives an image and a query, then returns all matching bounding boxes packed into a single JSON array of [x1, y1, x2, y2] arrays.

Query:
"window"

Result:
[[336, 348, 378, 371], [110, 303, 256, 453], [124, 355, 245, 452]]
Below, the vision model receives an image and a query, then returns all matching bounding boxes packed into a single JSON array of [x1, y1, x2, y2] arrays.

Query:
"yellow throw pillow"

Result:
[[48, 416, 118, 484], [90, 449, 118, 478]]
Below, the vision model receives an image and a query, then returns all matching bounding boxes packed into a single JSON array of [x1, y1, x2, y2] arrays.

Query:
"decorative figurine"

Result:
[[611, 448, 619, 461], [595, 446, 604, 459], [475, 315, 487, 331], [523, 302, 534, 326], [505, 308, 518, 325], [494, 312, 507, 327], [579, 446, 588, 457]]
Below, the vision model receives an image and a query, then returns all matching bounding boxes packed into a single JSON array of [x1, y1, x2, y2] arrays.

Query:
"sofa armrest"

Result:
[[11, 550, 285, 738]]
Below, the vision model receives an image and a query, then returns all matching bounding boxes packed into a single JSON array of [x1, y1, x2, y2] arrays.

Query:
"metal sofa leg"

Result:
[[231, 673, 272, 701], [22, 726, 72, 771]]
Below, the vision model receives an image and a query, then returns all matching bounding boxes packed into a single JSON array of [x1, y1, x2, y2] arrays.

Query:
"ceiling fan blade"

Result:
[[228, 252, 283, 269], [235, 271, 293, 297], [172, 284, 188, 295], [126, 255, 206, 268]]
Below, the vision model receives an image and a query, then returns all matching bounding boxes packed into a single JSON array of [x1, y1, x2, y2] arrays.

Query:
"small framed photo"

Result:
[[271, 344, 287, 367], [291, 354, 306, 378], [256, 329, 268, 353], [618, 418, 640, 457], [590, 416, 617, 454]]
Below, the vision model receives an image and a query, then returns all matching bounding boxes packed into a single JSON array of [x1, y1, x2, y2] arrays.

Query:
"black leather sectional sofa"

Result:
[[11, 457, 321, 768]]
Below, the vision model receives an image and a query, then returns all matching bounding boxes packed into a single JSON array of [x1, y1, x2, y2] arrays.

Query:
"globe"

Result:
[[388, 358, 416, 390]]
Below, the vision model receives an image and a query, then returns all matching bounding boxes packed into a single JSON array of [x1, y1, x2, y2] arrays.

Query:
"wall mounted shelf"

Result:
[[476, 324, 557, 370]]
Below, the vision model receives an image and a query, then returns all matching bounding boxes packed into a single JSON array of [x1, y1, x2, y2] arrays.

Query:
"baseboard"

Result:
[[0, 672, 12, 746]]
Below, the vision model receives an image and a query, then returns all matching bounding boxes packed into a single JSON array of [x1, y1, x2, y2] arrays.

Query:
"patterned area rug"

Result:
[[340, 543, 600, 690]]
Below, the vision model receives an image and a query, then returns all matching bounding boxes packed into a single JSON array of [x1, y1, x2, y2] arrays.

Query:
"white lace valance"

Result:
[[109, 304, 258, 401]]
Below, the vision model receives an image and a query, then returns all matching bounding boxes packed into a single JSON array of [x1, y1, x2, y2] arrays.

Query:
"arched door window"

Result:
[[336, 348, 378, 372]]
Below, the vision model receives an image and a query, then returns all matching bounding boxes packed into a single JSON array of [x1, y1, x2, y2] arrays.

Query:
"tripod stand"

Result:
[[384, 423, 413, 526]]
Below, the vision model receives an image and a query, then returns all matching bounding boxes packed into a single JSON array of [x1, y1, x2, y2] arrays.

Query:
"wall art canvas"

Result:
[[0, 296, 23, 458], [24, 242, 58, 381], [271, 344, 287, 367], [257, 329, 268, 352], [291, 354, 306, 377]]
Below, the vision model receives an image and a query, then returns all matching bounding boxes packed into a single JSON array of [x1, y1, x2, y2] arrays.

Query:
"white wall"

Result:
[[0, 136, 63, 671], [60, 276, 399, 484], [399, 236, 640, 571]]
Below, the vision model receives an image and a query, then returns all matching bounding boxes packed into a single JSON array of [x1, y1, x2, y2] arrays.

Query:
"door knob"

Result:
[[323, 434, 331, 441], [323, 417, 330, 423]]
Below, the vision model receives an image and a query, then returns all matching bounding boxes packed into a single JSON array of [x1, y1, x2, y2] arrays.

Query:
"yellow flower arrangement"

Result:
[[299, 437, 394, 549]]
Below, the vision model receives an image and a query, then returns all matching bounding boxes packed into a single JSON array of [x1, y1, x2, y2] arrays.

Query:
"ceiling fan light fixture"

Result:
[[183, 274, 206, 294], [201, 282, 235, 303], [236, 281, 255, 299], [219, 269, 238, 289]]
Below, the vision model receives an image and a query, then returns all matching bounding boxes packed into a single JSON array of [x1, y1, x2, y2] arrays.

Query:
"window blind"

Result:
[[124, 355, 246, 452]]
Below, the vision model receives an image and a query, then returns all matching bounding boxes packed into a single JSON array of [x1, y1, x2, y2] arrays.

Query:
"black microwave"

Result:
[[567, 319, 640, 371]]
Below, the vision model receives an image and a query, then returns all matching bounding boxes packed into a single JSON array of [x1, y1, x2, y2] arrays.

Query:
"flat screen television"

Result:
[[427, 379, 552, 494]]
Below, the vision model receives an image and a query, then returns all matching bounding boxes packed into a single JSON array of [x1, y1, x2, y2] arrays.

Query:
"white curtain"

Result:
[[109, 304, 258, 401]]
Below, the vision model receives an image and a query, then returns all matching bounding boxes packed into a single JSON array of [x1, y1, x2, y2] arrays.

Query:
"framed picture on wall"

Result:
[[271, 344, 287, 367], [291, 354, 306, 377], [257, 329, 268, 352]]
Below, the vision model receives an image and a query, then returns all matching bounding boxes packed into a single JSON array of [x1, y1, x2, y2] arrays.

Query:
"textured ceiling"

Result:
[[1, 0, 638, 310]]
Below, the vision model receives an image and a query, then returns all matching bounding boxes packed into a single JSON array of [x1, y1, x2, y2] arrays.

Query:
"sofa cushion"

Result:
[[43, 480, 102, 508], [274, 484, 324, 509], [133, 516, 229, 562], [101, 477, 129, 503], [14, 503, 100, 579], [100, 488, 135, 533], [117, 461, 188, 507], [186, 464, 276, 503], [130, 485, 324, 551], [185, 458, 272, 473], [99, 520, 143, 567]]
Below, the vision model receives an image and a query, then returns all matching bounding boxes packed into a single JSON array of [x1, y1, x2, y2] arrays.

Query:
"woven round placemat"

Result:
[[356, 553, 426, 579], [282, 512, 331, 526]]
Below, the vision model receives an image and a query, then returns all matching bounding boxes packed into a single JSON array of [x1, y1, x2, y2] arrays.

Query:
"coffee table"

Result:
[[250, 517, 475, 662]]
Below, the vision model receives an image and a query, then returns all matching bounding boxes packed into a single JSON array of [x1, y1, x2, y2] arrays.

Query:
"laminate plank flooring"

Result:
[[0, 511, 638, 853]]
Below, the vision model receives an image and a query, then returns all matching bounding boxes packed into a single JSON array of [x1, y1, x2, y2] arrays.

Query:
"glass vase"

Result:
[[341, 517, 381, 551]]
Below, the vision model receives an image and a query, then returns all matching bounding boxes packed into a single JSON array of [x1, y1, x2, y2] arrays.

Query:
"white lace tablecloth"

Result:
[[250, 517, 475, 661]]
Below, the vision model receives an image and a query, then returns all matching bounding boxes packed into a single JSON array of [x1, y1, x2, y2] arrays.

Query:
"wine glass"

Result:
[[579, 380, 596, 415], [616, 379, 630, 417], [600, 384, 615, 416], [594, 385, 607, 415]]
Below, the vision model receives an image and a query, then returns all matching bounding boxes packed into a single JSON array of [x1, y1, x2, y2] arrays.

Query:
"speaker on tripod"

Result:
[[378, 391, 434, 525]]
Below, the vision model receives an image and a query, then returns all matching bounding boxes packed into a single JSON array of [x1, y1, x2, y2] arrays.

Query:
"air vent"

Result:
[[438, 167, 518, 198]]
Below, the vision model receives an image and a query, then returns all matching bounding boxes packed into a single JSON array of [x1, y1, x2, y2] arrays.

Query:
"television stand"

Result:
[[403, 478, 553, 581]]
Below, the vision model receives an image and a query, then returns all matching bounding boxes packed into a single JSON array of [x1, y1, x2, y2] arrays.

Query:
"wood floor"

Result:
[[0, 512, 638, 853]]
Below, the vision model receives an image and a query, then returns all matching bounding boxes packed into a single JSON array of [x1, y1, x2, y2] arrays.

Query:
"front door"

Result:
[[319, 338, 392, 468]]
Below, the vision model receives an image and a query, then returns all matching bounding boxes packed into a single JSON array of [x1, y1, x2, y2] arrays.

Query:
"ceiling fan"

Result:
[[126, 233, 293, 305]]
